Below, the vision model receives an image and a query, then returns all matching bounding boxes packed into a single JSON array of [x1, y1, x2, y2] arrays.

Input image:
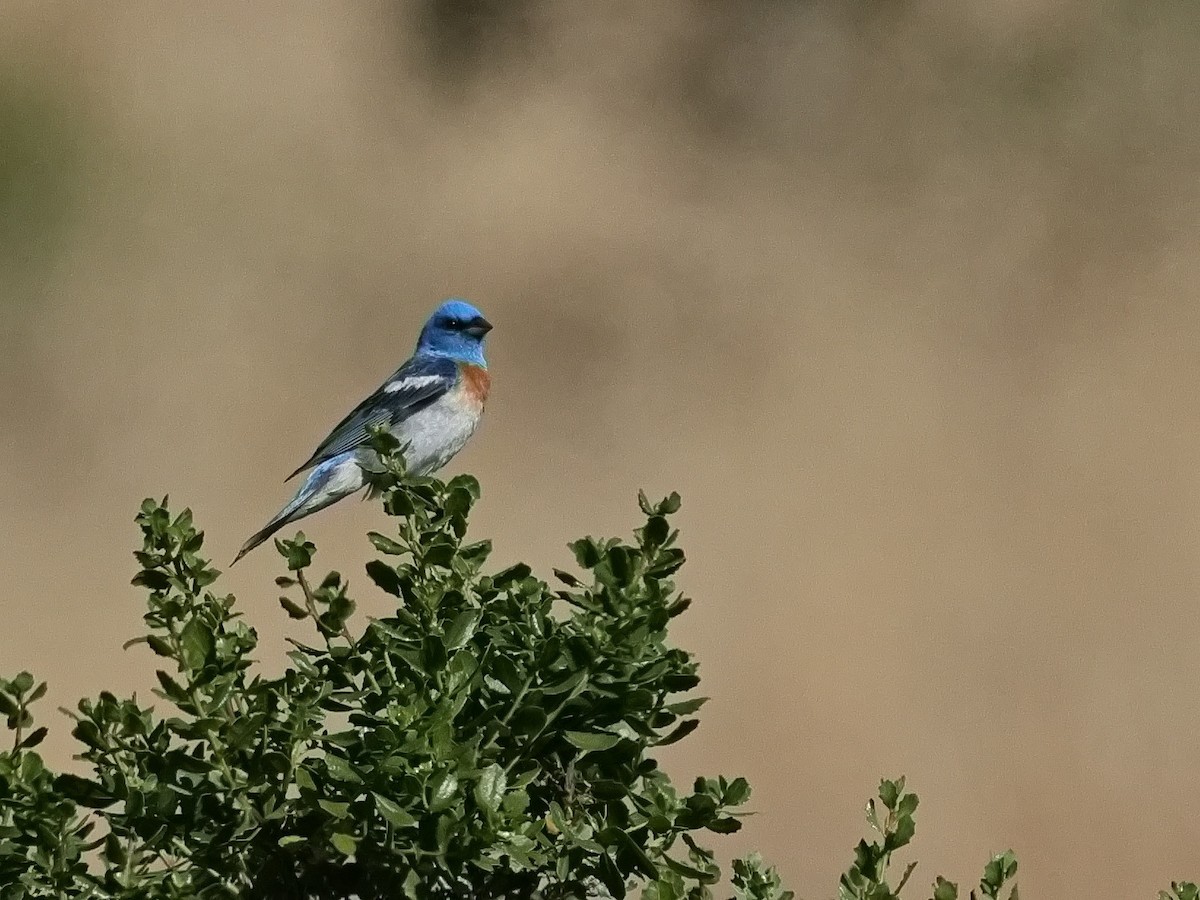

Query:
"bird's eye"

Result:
[[445, 318, 463, 330]]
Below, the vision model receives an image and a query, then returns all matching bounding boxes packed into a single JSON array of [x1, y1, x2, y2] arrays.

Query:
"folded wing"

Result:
[[285, 355, 457, 481]]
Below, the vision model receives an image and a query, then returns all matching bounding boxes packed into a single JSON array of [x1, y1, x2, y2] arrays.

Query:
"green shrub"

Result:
[[0, 436, 1187, 898]]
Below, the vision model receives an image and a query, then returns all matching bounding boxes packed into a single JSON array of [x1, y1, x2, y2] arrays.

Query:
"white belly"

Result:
[[389, 393, 482, 476]]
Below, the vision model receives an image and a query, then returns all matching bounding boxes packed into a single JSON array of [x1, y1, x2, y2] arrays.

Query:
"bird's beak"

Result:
[[465, 316, 493, 338]]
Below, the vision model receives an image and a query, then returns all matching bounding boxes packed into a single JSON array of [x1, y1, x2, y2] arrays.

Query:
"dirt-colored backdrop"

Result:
[[2, 1, 1198, 896]]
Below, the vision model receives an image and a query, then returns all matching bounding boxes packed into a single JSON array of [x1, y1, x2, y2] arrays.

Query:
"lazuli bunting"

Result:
[[233, 298, 492, 564]]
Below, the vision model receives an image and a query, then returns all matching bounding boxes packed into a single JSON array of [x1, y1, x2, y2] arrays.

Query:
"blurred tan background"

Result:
[[2, 0, 1199, 895]]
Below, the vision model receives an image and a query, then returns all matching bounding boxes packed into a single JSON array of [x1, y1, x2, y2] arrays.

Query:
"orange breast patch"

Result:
[[460, 363, 491, 409]]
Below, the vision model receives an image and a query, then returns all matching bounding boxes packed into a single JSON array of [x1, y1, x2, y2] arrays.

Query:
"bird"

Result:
[[231, 298, 493, 565]]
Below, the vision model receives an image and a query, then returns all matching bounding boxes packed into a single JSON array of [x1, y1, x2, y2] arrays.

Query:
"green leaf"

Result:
[[446, 473, 481, 499], [457, 539, 492, 569], [384, 489, 415, 517], [429, 771, 459, 812], [281, 534, 315, 570], [12, 672, 34, 694], [445, 484, 476, 519], [444, 609, 481, 651], [318, 800, 351, 819], [326, 591, 356, 627], [706, 816, 742, 834], [18, 727, 48, 749], [104, 832, 126, 866], [604, 546, 634, 585], [553, 568, 583, 587], [368, 532, 406, 554], [725, 776, 751, 806], [603, 826, 658, 879], [421, 635, 448, 671], [132, 569, 171, 591], [883, 809, 915, 852], [502, 787, 529, 816], [154, 670, 187, 704], [638, 490, 655, 516], [54, 773, 114, 808], [179, 618, 212, 669], [541, 669, 587, 696], [662, 672, 700, 692], [324, 754, 362, 784], [565, 731, 621, 752], [656, 719, 700, 746], [67, 710, 102, 744], [434, 811, 455, 854], [294, 767, 316, 791], [569, 538, 601, 569], [647, 547, 685, 577], [330, 832, 357, 856], [598, 850, 627, 899], [374, 794, 418, 828], [592, 780, 628, 801], [664, 854, 720, 883], [366, 560, 403, 597], [640, 515, 670, 548], [981, 850, 1018, 897], [933, 877, 958, 900], [492, 563, 532, 586], [878, 778, 901, 811], [474, 763, 506, 817], [886, 861, 916, 895], [279, 596, 309, 619], [144, 635, 174, 656], [509, 705, 547, 735], [488, 655, 524, 693], [423, 539, 457, 568]]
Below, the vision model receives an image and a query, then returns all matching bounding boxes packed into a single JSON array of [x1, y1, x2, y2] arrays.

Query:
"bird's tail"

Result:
[[231, 455, 365, 565]]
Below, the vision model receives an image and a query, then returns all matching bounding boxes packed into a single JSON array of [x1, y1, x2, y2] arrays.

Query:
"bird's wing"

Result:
[[285, 355, 458, 480]]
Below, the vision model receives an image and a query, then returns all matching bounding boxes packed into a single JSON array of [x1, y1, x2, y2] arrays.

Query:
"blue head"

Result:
[[415, 298, 492, 366]]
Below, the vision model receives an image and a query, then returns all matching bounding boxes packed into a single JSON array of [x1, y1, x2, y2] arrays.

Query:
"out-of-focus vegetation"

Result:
[[0, 67, 87, 286]]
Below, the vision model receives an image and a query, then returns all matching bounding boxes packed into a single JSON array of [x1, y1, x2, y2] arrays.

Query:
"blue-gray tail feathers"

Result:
[[231, 455, 365, 565]]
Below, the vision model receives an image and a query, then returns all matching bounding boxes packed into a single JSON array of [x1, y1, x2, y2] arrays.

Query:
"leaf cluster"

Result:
[[0, 438, 774, 900], [0, 437, 1190, 899], [838, 777, 1021, 900]]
